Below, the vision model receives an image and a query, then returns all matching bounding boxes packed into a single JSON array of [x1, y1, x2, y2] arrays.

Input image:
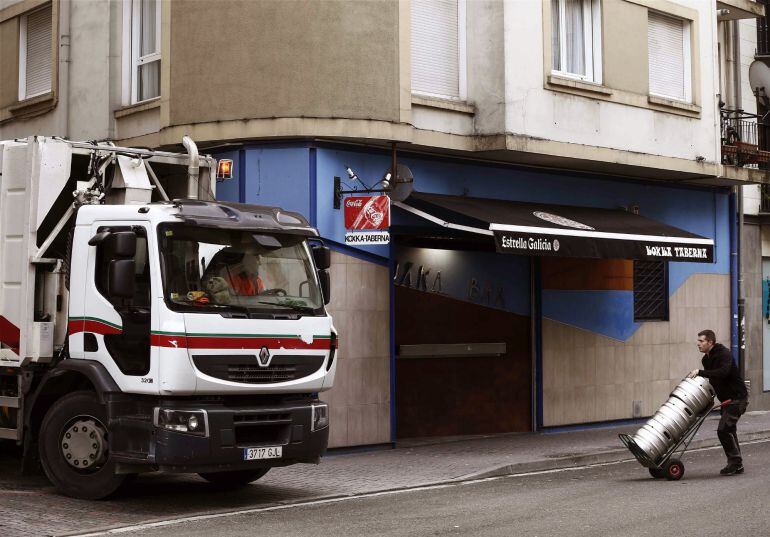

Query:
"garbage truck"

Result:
[[0, 136, 337, 499]]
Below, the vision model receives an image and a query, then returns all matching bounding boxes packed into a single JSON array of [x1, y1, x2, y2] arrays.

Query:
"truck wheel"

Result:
[[38, 391, 128, 499], [198, 468, 270, 487]]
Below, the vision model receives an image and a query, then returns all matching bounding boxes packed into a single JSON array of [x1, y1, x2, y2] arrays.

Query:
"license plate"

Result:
[[243, 446, 282, 461]]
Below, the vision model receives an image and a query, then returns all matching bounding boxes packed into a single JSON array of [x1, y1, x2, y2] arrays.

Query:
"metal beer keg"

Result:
[[631, 377, 715, 463]]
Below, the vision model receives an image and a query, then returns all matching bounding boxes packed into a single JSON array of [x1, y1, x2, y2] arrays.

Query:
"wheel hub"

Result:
[[61, 418, 107, 470]]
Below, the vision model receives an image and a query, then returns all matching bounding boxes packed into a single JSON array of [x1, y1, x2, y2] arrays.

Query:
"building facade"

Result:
[[1, 0, 767, 447], [733, 2, 770, 413]]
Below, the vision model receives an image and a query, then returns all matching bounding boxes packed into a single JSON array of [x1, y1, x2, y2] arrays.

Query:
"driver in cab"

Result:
[[203, 249, 265, 302], [227, 253, 265, 296]]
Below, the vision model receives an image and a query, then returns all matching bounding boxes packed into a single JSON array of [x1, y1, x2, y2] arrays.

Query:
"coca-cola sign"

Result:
[[344, 195, 390, 230]]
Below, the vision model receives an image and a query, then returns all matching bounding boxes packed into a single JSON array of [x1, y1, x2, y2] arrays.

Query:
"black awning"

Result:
[[394, 192, 714, 263]]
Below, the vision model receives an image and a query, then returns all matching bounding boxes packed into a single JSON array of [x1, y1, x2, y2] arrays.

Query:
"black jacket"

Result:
[[699, 343, 748, 402]]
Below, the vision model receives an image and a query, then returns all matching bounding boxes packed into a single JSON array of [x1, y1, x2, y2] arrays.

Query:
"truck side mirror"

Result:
[[108, 259, 136, 299], [108, 231, 137, 258], [312, 245, 331, 270], [318, 269, 331, 305]]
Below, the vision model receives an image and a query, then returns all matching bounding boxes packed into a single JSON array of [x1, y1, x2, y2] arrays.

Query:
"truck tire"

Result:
[[38, 391, 128, 499], [198, 468, 270, 487]]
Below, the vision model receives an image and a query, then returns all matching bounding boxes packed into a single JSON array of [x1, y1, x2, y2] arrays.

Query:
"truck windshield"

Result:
[[158, 224, 324, 315]]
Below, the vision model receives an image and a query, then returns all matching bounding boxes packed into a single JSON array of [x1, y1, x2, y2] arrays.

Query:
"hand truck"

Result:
[[618, 399, 731, 481]]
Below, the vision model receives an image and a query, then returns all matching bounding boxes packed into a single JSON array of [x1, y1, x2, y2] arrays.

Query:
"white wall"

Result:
[[501, 0, 720, 164]]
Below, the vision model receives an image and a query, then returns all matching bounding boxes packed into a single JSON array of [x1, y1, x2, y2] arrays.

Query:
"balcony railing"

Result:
[[720, 109, 770, 167]]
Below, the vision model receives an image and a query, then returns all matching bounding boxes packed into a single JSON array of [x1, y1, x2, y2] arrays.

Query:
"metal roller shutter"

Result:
[[648, 12, 688, 101], [24, 6, 53, 98], [411, 0, 460, 99]]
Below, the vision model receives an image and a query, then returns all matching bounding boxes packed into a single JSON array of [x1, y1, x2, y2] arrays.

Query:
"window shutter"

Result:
[[411, 0, 460, 99], [25, 6, 53, 98], [648, 12, 686, 101]]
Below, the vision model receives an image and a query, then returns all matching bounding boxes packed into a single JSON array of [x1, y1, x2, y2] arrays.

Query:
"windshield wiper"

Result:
[[253, 300, 317, 313]]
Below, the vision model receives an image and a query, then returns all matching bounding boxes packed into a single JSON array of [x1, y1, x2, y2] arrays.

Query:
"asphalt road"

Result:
[[98, 439, 770, 537]]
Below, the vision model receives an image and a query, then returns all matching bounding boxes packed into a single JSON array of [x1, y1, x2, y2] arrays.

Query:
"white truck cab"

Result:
[[0, 137, 337, 499]]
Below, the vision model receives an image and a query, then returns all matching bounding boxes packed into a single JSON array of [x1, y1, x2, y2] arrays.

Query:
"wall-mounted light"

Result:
[[216, 159, 233, 181], [333, 144, 413, 209]]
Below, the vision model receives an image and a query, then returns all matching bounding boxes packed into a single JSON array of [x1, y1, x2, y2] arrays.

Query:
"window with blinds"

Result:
[[648, 12, 691, 102], [411, 0, 465, 100], [19, 6, 53, 100], [130, 0, 161, 103]]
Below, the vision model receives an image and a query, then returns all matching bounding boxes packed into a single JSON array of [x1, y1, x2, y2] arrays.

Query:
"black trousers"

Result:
[[717, 399, 748, 465]]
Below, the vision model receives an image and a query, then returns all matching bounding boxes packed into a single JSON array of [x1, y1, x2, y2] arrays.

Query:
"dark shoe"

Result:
[[720, 464, 744, 475]]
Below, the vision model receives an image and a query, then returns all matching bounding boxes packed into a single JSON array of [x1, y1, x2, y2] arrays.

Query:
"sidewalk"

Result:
[[3, 410, 770, 537], [261, 409, 770, 495]]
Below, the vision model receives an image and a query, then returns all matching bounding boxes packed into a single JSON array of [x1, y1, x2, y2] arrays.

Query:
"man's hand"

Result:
[[687, 369, 700, 379]]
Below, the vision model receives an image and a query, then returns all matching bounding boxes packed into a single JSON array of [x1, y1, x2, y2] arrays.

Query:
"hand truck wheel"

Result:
[[664, 459, 685, 481], [648, 467, 666, 479]]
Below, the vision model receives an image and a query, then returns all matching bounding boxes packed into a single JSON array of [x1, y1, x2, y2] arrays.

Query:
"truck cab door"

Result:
[[80, 223, 157, 392]]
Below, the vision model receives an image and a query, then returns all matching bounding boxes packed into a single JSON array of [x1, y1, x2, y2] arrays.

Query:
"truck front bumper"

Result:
[[111, 396, 329, 474]]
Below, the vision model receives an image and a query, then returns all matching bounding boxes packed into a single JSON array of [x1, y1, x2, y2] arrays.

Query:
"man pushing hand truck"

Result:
[[687, 329, 749, 476], [620, 329, 749, 480]]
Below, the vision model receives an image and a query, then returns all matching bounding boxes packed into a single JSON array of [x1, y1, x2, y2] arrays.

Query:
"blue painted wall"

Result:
[[218, 143, 731, 341], [215, 146, 312, 216]]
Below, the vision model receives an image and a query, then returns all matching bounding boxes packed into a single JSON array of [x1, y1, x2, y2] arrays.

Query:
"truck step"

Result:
[[0, 427, 19, 440], [0, 396, 20, 408]]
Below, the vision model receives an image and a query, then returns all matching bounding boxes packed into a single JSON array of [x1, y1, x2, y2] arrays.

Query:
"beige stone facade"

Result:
[[321, 250, 391, 447], [542, 273, 732, 426]]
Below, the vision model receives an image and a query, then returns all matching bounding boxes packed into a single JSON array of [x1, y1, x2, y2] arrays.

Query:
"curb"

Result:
[[456, 430, 770, 481]]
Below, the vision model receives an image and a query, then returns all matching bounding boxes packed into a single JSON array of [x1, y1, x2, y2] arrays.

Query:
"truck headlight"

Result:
[[154, 408, 209, 437], [311, 403, 329, 431]]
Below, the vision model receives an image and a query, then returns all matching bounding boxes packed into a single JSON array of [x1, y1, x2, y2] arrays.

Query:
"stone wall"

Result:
[[321, 250, 391, 447], [542, 273, 731, 426]]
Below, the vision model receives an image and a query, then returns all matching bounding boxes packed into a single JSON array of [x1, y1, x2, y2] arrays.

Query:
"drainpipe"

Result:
[[58, 0, 71, 138], [730, 191, 739, 364], [731, 21, 742, 110], [730, 20, 746, 376], [182, 135, 199, 199]]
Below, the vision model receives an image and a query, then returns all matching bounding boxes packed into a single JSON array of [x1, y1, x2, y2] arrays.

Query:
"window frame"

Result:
[[647, 11, 692, 103], [550, 0, 603, 84], [123, 0, 162, 105], [410, 0, 467, 101], [17, 5, 53, 101]]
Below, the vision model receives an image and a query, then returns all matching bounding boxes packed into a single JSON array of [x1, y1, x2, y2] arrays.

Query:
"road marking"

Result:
[[68, 438, 770, 537]]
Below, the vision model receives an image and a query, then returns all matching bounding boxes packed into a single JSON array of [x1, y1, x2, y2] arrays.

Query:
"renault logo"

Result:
[[258, 346, 272, 367]]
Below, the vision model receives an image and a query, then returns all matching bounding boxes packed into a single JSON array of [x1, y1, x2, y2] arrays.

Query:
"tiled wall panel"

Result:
[[543, 273, 731, 426], [321, 250, 391, 447]]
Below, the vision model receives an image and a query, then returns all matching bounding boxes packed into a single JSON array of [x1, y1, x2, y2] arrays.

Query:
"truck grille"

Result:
[[192, 355, 325, 384]]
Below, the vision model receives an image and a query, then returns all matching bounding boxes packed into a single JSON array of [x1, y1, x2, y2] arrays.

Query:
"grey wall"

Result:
[[168, 0, 401, 127], [743, 223, 770, 409]]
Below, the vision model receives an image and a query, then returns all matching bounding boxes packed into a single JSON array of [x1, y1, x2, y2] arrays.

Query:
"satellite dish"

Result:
[[749, 60, 770, 108], [383, 163, 414, 202]]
